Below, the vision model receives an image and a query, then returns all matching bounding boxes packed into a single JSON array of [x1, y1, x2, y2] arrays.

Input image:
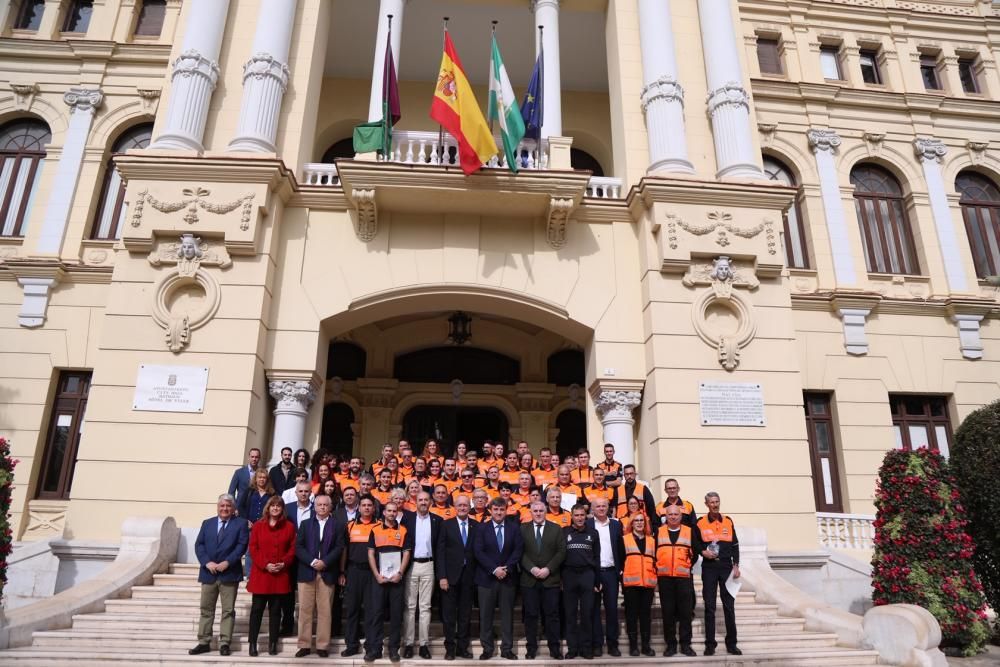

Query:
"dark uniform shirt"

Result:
[[563, 525, 601, 578]]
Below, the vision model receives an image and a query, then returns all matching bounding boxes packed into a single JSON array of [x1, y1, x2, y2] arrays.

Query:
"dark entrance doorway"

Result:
[[401, 405, 509, 456], [554, 409, 586, 459]]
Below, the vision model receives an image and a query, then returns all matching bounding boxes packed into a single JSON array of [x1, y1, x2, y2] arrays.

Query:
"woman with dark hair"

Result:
[[247, 495, 296, 656], [411, 457, 428, 487], [311, 448, 331, 482], [322, 478, 340, 508], [311, 463, 333, 495], [293, 448, 311, 472]]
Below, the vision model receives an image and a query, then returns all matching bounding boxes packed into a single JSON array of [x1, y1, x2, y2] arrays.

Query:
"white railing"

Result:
[[302, 162, 340, 186], [817, 512, 876, 550], [385, 130, 549, 171], [586, 176, 622, 199]]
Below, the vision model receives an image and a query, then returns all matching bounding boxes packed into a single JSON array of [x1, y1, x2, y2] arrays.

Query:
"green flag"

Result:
[[352, 120, 388, 155], [487, 34, 526, 173]]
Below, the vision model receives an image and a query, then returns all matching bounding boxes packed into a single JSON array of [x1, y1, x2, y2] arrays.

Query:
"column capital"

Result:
[[530, 0, 560, 11], [267, 372, 321, 411], [63, 88, 104, 114], [171, 48, 221, 87], [807, 128, 842, 154], [591, 385, 643, 423], [914, 137, 947, 163], [641, 76, 685, 111], [242, 52, 290, 91], [706, 82, 749, 114]]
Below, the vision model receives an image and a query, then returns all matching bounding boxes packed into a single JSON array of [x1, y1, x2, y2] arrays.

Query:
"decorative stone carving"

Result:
[[967, 141, 988, 164], [24, 499, 68, 541], [130, 186, 255, 230], [269, 380, 318, 411], [148, 233, 231, 353], [243, 52, 290, 90], [350, 189, 378, 241], [863, 132, 885, 156], [838, 308, 872, 355], [450, 378, 464, 403], [546, 198, 575, 249], [171, 48, 221, 87], [136, 88, 161, 113], [758, 123, 777, 147], [807, 128, 842, 153], [952, 314, 984, 360], [11, 83, 38, 111], [85, 249, 109, 265], [640, 76, 685, 111], [687, 256, 758, 371], [682, 255, 760, 296], [594, 390, 642, 422], [665, 211, 776, 255], [706, 82, 750, 114], [914, 137, 947, 163]]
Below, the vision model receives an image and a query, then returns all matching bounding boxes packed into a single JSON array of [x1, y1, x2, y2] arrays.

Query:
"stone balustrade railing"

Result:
[[302, 162, 340, 186], [817, 512, 876, 550], [585, 176, 623, 199]]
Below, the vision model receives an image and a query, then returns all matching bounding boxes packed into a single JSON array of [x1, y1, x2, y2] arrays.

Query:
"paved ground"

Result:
[[947, 644, 1000, 666]]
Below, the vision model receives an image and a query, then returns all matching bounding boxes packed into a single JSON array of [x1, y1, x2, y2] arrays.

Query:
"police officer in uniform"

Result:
[[365, 501, 412, 663], [694, 492, 741, 656], [656, 505, 698, 657], [339, 496, 377, 657], [562, 504, 601, 660]]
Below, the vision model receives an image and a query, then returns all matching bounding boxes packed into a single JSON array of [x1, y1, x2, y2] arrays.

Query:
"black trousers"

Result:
[[658, 576, 695, 648], [278, 562, 297, 633], [522, 582, 561, 655], [623, 586, 653, 650], [366, 578, 404, 656], [702, 564, 737, 650], [248, 593, 281, 645], [563, 569, 595, 657], [477, 583, 515, 654], [441, 572, 475, 654], [591, 567, 620, 651], [343, 565, 372, 652]]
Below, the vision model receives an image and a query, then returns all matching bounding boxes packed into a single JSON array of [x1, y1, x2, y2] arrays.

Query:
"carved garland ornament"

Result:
[[148, 233, 232, 353], [685, 256, 758, 371], [546, 198, 576, 249], [351, 189, 378, 241], [666, 211, 776, 255], [131, 187, 255, 230]]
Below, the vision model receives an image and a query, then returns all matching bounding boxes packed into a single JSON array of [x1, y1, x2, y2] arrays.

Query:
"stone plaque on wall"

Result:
[[133, 364, 209, 413], [699, 382, 765, 426]]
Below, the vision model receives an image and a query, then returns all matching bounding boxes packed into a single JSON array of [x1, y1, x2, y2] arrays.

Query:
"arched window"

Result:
[[547, 349, 585, 387], [91, 123, 153, 240], [851, 164, 919, 274], [763, 155, 809, 268], [571, 148, 604, 177], [322, 138, 355, 163], [956, 171, 1000, 278], [0, 119, 51, 237], [327, 341, 367, 380]]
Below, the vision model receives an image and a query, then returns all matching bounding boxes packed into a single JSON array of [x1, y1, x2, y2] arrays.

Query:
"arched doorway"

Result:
[[554, 409, 586, 459], [402, 405, 509, 457], [320, 402, 354, 459]]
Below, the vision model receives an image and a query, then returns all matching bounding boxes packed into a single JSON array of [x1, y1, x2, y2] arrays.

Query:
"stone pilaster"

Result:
[[913, 138, 970, 293], [807, 128, 857, 286]]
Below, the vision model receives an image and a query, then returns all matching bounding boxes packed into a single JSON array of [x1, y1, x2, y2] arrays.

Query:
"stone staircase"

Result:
[[0, 562, 881, 665]]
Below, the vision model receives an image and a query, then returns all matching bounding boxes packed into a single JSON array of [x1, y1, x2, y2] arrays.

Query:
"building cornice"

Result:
[[0, 38, 172, 64]]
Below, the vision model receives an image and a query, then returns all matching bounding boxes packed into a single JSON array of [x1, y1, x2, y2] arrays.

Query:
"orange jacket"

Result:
[[655, 524, 693, 578], [622, 532, 657, 588]]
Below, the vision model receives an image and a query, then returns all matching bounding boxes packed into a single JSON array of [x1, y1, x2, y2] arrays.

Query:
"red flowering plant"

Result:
[[0, 437, 16, 600], [871, 448, 989, 656]]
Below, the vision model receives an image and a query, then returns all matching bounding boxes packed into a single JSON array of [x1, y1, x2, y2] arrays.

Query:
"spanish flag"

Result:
[[430, 32, 498, 175]]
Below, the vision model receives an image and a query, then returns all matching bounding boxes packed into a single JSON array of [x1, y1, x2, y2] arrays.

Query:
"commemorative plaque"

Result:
[[133, 364, 209, 413], [699, 382, 765, 426]]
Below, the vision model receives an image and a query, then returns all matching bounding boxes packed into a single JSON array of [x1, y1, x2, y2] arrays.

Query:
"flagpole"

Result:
[[437, 17, 449, 164], [489, 20, 498, 134], [383, 14, 393, 161], [538, 24, 544, 159]]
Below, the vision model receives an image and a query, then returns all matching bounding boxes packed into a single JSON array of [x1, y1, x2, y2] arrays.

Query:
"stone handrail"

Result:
[[0, 516, 178, 649], [817, 511, 876, 549], [585, 177, 623, 199]]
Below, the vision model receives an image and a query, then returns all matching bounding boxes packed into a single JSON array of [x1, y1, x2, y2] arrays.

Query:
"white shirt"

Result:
[[296, 504, 312, 527], [414, 512, 433, 559], [282, 487, 314, 504], [594, 517, 615, 567], [344, 505, 359, 522], [317, 516, 329, 543]]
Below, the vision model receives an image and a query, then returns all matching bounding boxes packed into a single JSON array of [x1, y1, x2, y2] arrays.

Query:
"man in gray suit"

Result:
[[520, 501, 566, 660]]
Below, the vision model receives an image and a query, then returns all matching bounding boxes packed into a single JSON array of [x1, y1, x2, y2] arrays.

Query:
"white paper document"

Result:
[[379, 551, 401, 579], [725, 570, 742, 597]]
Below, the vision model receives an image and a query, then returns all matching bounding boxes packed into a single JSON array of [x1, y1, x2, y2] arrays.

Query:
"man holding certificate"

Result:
[[365, 501, 412, 663]]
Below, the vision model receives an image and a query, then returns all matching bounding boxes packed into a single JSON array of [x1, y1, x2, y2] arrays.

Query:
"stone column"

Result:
[[531, 0, 562, 138], [913, 138, 969, 293], [149, 0, 232, 151], [228, 0, 298, 153], [807, 129, 858, 286], [697, 0, 761, 179], [35, 88, 103, 255], [368, 0, 407, 122], [594, 389, 641, 467], [267, 376, 319, 467], [638, 0, 693, 174]]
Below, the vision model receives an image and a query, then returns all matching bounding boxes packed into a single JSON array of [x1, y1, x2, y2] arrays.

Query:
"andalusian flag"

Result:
[[430, 32, 498, 175], [488, 34, 525, 173]]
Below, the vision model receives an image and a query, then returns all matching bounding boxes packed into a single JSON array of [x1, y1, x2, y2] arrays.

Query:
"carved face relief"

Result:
[[177, 233, 202, 261], [711, 256, 734, 283]]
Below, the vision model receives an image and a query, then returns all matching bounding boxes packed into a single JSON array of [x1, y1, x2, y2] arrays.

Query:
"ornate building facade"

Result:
[[1, 0, 998, 560]]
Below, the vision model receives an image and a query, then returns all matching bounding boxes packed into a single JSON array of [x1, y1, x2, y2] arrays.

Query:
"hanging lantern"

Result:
[[447, 311, 472, 345]]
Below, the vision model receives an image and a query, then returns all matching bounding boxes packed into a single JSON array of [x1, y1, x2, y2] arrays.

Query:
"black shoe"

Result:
[[219, 645, 231, 656], [501, 650, 518, 660], [549, 651, 564, 660], [461, 651, 475, 659], [420, 645, 432, 659], [188, 644, 210, 656], [390, 650, 401, 663], [608, 647, 621, 657], [404, 646, 414, 659], [363, 654, 377, 664], [525, 650, 536, 660], [565, 652, 578, 660], [680, 646, 697, 657], [641, 647, 655, 657], [249, 642, 259, 657], [727, 647, 743, 656], [703, 647, 715, 656], [445, 651, 456, 661], [479, 652, 493, 661], [317, 649, 329, 658], [582, 654, 593, 660], [343, 647, 361, 657], [295, 648, 311, 658], [593, 648, 602, 657], [629, 648, 640, 657], [663, 647, 676, 657], [268, 641, 279, 656]]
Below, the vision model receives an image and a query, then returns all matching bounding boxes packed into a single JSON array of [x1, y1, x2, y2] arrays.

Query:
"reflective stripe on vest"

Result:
[[696, 515, 735, 543], [655, 525, 693, 577], [615, 483, 648, 511], [622, 533, 657, 588], [348, 519, 376, 544], [656, 499, 694, 517], [372, 523, 406, 549]]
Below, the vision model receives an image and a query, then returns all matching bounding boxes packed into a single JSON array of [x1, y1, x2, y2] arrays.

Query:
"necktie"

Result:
[[218, 520, 226, 538], [536, 524, 543, 550], [496, 524, 504, 551], [460, 521, 468, 546]]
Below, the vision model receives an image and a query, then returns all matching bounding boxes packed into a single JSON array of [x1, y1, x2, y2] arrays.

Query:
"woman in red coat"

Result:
[[247, 495, 296, 656]]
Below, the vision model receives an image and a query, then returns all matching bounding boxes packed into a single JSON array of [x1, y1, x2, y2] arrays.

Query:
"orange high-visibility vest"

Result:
[[498, 469, 521, 485], [546, 510, 571, 528], [571, 467, 595, 486], [371, 487, 393, 505], [615, 482, 649, 517], [534, 466, 558, 487], [622, 533, 657, 588], [584, 485, 614, 505], [696, 515, 735, 543], [656, 525, 693, 578], [656, 498, 694, 519], [371, 522, 407, 549], [430, 505, 456, 520]]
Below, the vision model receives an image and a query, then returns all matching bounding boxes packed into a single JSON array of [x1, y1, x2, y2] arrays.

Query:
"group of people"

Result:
[[190, 439, 742, 661]]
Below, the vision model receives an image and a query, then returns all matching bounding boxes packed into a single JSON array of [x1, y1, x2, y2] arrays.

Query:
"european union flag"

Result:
[[521, 52, 543, 141]]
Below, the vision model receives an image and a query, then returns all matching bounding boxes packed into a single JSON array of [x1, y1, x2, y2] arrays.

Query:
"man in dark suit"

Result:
[[472, 496, 524, 660], [334, 486, 362, 525], [520, 501, 566, 660], [227, 447, 261, 513], [399, 491, 443, 658], [269, 446, 296, 495], [588, 496, 625, 657], [436, 493, 478, 660], [189, 494, 249, 656], [294, 493, 344, 658]]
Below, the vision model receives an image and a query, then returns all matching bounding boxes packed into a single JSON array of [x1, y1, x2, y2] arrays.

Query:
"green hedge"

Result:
[[871, 448, 989, 656]]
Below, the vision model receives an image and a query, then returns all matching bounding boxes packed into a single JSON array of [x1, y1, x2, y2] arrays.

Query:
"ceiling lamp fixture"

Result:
[[447, 311, 472, 345]]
